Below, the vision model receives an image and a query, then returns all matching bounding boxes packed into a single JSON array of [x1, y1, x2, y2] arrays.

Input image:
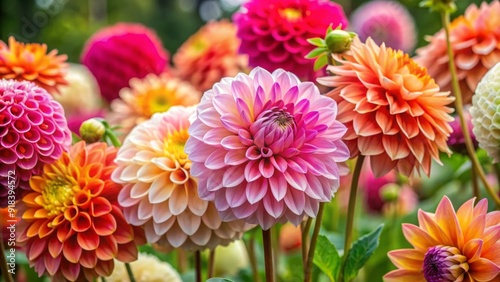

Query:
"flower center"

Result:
[[423, 246, 469, 282], [42, 176, 78, 217], [273, 111, 294, 129], [280, 8, 302, 22], [138, 89, 174, 117], [164, 128, 190, 167]]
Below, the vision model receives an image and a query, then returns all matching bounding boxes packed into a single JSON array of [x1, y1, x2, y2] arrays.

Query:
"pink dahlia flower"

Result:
[[0, 80, 71, 207], [350, 0, 416, 53], [81, 23, 169, 102], [359, 165, 397, 213], [233, 0, 348, 81], [113, 106, 249, 251], [185, 67, 350, 230]]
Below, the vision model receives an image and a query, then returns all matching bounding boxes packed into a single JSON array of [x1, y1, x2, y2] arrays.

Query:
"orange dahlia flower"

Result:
[[107, 73, 201, 139], [384, 196, 500, 282], [0, 36, 68, 94], [17, 141, 145, 281], [173, 20, 248, 92], [415, 0, 500, 104], [318, 37, 455, 177]]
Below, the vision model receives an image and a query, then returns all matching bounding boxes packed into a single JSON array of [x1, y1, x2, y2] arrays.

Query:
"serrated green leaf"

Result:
[[307, 37, 325, 47], [206, 278, 236, 282], [313, 235, 341, 282], [343, 224, 384, 282], [305, 47, 327, 59], [313, 54, 328, 71]]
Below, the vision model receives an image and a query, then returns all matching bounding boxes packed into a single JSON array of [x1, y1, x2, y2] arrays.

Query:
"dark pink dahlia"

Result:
[[81, 23, 169, 102], [233, 0, 348, 81], [448, 110, 477, 154], [0, 80, 71, 206]]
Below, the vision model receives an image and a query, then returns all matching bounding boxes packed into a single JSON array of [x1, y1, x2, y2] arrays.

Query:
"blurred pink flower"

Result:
[[81, 23, 169, 102], [447, 108, 477, 153], [233, 0, 348, 81], [350, 0, 416, 53], [185, 67, 350, 230], [112, 106, 248, 251], [360, 164, 397, 213], [0, 80, 71, 206]]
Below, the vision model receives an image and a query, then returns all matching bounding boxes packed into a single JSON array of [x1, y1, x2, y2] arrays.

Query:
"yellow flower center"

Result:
[[393, 50, 432, 84], [164, 128, 190, 167], [137, 88, 175, 117], [280, 8, 302, 22], [42, 176, 78, 217]]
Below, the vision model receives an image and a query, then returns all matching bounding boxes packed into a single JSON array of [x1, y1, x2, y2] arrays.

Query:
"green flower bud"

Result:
[[380, 183, 400, 203], [80, 118, 105, 143], [325, 30, 357, 54]]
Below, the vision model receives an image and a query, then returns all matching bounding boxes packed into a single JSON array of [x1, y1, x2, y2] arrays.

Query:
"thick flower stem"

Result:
[[0, 234, 14, 282], [440, 10, 500, 207], [262, 228, 275, 282], [195, 250, 202, 282], [207, 249, 216, 279], [125, 263, 136, 282], [301, 217, 312, 269], [340, 155, 365, 282], [304, 202, 325, 282]]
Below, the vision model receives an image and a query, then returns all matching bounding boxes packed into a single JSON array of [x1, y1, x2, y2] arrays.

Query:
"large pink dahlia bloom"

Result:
[[112, 106, 249, 251], [233, 0, 348, 81], [185, 67, 350, 230], [0, 80, 71, 206]]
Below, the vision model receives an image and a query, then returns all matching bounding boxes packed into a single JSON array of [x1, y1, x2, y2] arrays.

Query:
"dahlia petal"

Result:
[[137, 163, 164, 182], [456, 52, 479, 70], [138, 198, 154, 220], [94, 259, 114, 277], [396, 114, 420, 139], [383, 269, 426, 282], [91, 197, 112, 217], [63, 237, 83, 263], [225, 149, 248, 165], [387, 249, 425, 271], [166, 224, 188, 248], [80, 251, 98, 268], [382, 135, 410, 160], [353, 113, 382, 136], [482, 225, 500, 252], [205, 149, 228, 170], [435, 196, 464, 247], [93, 213, 117, 236], [198, 107, 223, 128], [96, 236, 118, 260], [149, 175, 173, 204], [48, 235, 63, 258], [77, 230, 99, 251], [44, 253, 62, 276], [246, 179, 268, 204], [190, 225, 212, 246], [469, 258, 500, 281], [417, 210, 449, 244], [370, 153, 396, 177], [226, 186, 248, 207], [269, 173, 288, 201], [71, 212, 92, 232], [284, 188, 305, 215], [463, 238, 483, 263], [29, 237, 47, 261], [402, 223, 440, 250], [472, 36, 496, 55], [169, 187, 189, 215], [221, 135, 246, 150], [116, 241, 139, 263], [177, 211, 201, 236], [61, 260, 80, 282], [222, 165, 246, 187], [244, 160, 262, 182]]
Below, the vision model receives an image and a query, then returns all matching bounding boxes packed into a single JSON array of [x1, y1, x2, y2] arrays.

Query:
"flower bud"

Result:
[[79, 118, 105, 143], [380, 183, 399, 203], [325, 30, 357, 53]]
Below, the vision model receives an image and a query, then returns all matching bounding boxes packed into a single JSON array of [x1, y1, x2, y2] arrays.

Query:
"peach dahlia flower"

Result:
[[17, 141, 145, 282], [318, 37, 455, 177], [415, 0, 500, 104], [0, 37, 68, 94], [384, 196, 500, 282], [112, 106, 249, 251], [107, 73, 201, 139]]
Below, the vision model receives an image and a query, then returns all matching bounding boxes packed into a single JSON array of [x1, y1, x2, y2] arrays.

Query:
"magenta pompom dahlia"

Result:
[[0, 80, 71, 206], [233, 0, 348, 81], [350, 0, 416, 53], [81, 23, 169, 102], [185, 67, 350, 230]]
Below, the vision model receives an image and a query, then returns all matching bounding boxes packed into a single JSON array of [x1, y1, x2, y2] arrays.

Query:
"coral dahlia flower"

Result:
[[0, 80, 71, 207], [17, 141, 145, 282], [0, 37, 68, 94], [318, 37, 455, 177], [81, 23, 169, 102], [107, 73, 201, 139], [233, 0, 348, 81], [112, 106, 248, 251], [471, 62, 500, 163], [185, 67, 350, 230], [384, 196, 500, 282], [415, 0, 500, 104], [173, 20, 248, 92], [350, 0, 416, 53]]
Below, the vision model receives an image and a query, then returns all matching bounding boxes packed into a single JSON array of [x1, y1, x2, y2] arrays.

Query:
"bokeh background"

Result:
[[0, 0, 484, 62]]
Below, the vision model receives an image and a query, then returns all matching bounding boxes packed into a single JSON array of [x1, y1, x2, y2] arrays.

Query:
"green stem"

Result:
[[440, 10, 500, 208], [304, 202, 325, 282], [105, 129, 122, 147], [494, 163, 500, 188], [262, 228, 275, 282], [301, 217, 313, 269], [247, 233, 261, 282], [0, 233, 14, 282], [101, 277, 107, 282], [339, 155, 365, 282], [207, 249, 216, 279], [471, 164, 480, 202], [125, 263, 136, 282], [195, 250, 202, 282]]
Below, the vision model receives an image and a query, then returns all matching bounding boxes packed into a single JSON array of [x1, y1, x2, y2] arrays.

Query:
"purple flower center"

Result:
[[423, 246, 468, 282]]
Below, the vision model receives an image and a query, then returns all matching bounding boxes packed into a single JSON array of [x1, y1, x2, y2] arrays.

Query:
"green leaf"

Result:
[[313, 54, 328, 71], [305, 47, 327, 59], [343, 224, 384, 282], [71, 132, 82, 144], [307, 37, 325, 47], [206, 278, 236, 282], [313, 235, 341, 282]]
